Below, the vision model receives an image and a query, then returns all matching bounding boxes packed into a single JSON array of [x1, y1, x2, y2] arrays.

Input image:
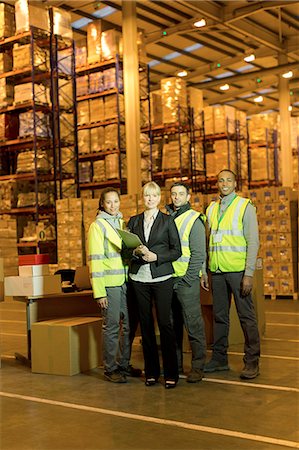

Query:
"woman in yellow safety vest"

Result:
[[88, 188, 130, 384]]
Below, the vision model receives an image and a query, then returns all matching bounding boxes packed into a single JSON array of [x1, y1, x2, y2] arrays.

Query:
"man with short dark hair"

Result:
[[166, 182, 207, 383], [201, 169, 260, 379]]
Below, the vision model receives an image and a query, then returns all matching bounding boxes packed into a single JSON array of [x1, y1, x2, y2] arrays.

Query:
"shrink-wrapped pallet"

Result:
[[90, 127, 105, 152], [187, 87, 203, 114], [214, 105, 236, 134], [0, 180, 17, 210], [16, 150, 50, 173], [250, 147, 275, 181], [101, 29, 122, 61], [76, 75, 89, 97], [248, 112, 280, 143], [162, 134, 189, 171], [78, 129, 90, 154], [51, 7, 72, 39], [103, 67, 123, 90], [17, 192, 52, 208], [79, 162, 92, 183], [60, 113, 74, 141], [19, 111, 51, 138], [0, 3, 15, 38], [58, 48, 72, 75], [13, 44, 50, 71], [14, 83, 50, 105], [150, 91, 163, 126], [104, 124, 124, 150], [89, 97, 104, 123], [89, 72, 104, 93], [203, 106, 214, 135], [76, 44, 87, 68], [15, 0, 49, 33], [77, 100, 90, 126], [161, 77, 187, 124], [0, 52, 12, 73], [105, 153, 119, 179], [0, 79, 13, 107], [58, 79, 73, 109], [87, 20, 101, 65], [92, 160, 105, 182], [61, 147, 75, 174], [104, 94, 124, 120]]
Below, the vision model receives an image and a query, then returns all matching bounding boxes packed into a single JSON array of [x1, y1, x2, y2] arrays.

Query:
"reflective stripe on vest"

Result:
[[172, 209, 201, 277], [88, 218, 127, 298], [207, 196, 250, 272]]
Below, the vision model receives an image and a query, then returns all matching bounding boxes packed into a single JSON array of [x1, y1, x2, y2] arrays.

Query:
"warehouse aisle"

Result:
[[0, 299, 298, 450]]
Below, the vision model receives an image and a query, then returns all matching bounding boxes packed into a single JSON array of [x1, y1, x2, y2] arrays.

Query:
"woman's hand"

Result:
[[134, 244, 148, 257], [142, 250, 157, 262]]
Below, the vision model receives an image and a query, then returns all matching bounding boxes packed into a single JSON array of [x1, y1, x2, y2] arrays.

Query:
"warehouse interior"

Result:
[[0, 1, 298, 449]]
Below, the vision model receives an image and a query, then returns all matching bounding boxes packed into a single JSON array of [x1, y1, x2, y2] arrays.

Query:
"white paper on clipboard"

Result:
[[117, 229, 142, 248]]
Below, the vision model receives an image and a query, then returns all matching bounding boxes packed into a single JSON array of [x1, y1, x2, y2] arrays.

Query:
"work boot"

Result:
[[240, 363, 260, 379], [104, 369, 127, 383], [186, 368, 203, 383], [204, 359, 230, 373]]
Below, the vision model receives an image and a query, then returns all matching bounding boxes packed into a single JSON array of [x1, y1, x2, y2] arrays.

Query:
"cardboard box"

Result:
[[18, 264, 50, 277], [18, 254, 50, 266], [4, 274, 61, 297], [31, 317, 103, 375]]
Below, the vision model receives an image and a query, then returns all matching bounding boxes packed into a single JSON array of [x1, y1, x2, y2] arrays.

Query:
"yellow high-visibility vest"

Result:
[[88, 218, 127, 298], [206, 195, 250, 272], [172, 209, 205, 277]]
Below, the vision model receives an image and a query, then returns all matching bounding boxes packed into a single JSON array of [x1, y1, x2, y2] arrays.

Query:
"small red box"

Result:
[[18, 254, 50, 266]]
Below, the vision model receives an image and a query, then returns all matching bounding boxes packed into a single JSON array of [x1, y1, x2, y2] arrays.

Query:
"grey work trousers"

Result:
[[102, 284, 130, 372], [211, 271, 260, 365], [173, 278, 206, 371]]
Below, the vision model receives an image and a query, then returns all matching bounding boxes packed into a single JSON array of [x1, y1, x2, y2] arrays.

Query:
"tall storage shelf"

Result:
[[76, 56, 126, 194]]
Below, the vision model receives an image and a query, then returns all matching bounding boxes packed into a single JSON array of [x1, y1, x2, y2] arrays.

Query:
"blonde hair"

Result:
[[143, 181, 161, 196]]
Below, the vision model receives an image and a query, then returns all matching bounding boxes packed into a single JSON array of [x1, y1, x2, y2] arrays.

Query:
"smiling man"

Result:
[[201, 169, 261, 380]]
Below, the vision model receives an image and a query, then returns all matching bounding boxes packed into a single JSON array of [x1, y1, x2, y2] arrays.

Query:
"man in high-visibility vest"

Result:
[[166, 182, 207, 383], [201, 169, 260, 379]]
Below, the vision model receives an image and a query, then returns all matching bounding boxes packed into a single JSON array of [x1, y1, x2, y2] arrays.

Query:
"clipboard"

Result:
[[117, 229, 142, 248]]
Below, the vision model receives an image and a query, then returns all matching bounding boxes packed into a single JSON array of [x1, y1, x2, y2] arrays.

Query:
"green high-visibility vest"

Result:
[[206, 195, 250, 272], [172, 209, 205, 277], [88, 218, 127, 298]]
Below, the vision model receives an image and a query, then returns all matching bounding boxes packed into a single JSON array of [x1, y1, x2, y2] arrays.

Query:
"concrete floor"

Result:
[[0, 298, 298, 450]]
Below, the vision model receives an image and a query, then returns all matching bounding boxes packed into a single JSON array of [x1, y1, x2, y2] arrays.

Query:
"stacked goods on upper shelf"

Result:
[[0, 3, 15, 38], [15, 0, 49, 33], [13, 44, 50, 72], [161, 77, 188, 125], [0, 216, 18, 277], [250, 186, 298, 297], [291, 116, 299, 187], [247, 112, 281, 183]]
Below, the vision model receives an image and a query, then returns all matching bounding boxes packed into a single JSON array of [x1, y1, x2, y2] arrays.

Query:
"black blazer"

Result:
[[127, 210, 182, 279]]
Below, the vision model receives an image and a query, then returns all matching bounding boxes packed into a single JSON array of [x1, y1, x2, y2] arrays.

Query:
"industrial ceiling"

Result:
[[11, 1, 299, 116]]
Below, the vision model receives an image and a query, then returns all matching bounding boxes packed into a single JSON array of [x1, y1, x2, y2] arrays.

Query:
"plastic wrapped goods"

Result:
[[92, 160, 105, 182], [104, 124, 125, 150], [0, 52, 13, 74], [19, 111, 51, 138], [90, 127, 105, 152], [0, 79, 13, 107], [76, 76, 89, 97], [214, 105, 236, 135], [15, 0, 49, 33], [79, 162, 92, 183], [248, 112, 280, 143], [104, 94, 124, 120], [162, 134, 189, 171], [76, 43, 87, 68], [16, 150, 51, 173], [101, 29, 122, 61], [161, 77, 187, 124], [13, 44, 50, 71], [102, 67, 123, 90], [89, 72, 104, 93], [105, 153, 119, 179], [78, 129, 90, 154], [61, 147, 75, 174], [14, 83, 50, 105], [60, 113, 74, 141], [89, 97, 104, 123], [51, 7, 72, 39], [0, 3, 15, 38], [87, 20, 101, 65], [77, 101, 90, 126]]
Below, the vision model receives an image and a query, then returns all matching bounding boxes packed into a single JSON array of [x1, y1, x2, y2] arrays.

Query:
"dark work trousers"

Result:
[[131, 278, 178, 381], [126, 281, 140, 359], [172, 278, 206, 371], [211, 271, 260, 365]]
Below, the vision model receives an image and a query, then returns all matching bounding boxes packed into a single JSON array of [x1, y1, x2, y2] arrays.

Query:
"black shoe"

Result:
[[145, 377, 158, 386], [240, 364, 260, 379], [119, 364, 142, 377], [186, 369, 203, 383], [204, 359, 230, 373], [165, 379, 177, 389]]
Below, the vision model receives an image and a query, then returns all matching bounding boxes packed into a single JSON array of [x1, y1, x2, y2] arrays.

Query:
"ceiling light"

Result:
[[288, 105, 293, 111], [244, 54, 255, 63], [194, 19, 206, 28], [220, 84, 230, 91], [282, 71, 293, 79], [177, 70, 188, 77], [254, 96, 263, 103]]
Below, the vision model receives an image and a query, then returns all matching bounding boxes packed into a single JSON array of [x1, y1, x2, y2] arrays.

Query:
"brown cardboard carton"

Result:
[[31, 317, 103, 375]]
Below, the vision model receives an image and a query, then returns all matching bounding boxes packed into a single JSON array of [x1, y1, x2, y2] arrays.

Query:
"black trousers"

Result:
[[131, 278, 178, 381], [211, 271, 260, 365]]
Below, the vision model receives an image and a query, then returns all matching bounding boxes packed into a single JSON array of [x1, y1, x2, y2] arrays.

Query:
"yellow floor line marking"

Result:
[[203, 378, 299, 393], [267, 323, 299, 327], [0, 320, 26, 324], [228, 352, 299, 361], [266, 312, 299, 316], [0, 391, 298, 448], [263, 337, 299, 343]]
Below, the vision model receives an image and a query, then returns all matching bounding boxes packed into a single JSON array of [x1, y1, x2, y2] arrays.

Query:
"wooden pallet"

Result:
[[265, 293, 298, 301]]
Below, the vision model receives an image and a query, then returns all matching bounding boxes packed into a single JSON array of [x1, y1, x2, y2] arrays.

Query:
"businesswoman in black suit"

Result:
[[127, 181, 181, 389]]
